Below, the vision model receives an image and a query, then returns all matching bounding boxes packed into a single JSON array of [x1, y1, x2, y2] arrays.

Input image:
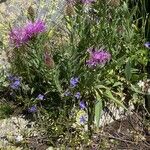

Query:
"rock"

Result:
[[0, 115, 37, 149]]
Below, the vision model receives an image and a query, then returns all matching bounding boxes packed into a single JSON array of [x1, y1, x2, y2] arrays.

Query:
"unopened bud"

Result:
[[27, 6, 35, 22]]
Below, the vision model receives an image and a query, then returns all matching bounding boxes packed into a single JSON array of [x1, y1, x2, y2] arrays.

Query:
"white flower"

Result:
[[15, 135, 23, 142]]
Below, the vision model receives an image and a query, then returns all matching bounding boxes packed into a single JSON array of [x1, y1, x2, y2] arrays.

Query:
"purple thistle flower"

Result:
[[28, 105, 37, 113], [79, 101, 86, 109], [33, 20, 46, 33], [24, 21, 34, 38], [74, 92, 81, 99], [70, 77, 79, 88], [9, 28, 29, 47], [25, 20, 46, 36], [86, 48, 111, 67], [144, 42, 150, 49], [37, 94, 44, 100], [9, 20, 46, 47]]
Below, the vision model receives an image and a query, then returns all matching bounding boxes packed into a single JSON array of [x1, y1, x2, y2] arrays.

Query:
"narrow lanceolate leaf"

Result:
[[95, 91, 103, 127], [53, 68, 63, 94], [105, 90, 127, 110], [113, 82, 122, 87], [125, 58, 132, 81]]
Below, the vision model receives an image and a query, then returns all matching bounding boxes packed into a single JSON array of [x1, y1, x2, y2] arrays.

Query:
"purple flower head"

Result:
[[144, 42, 150, 49], [74, 92, 81, 99], [37, 94, 44, 100], [33, 20, 46, 33], [79, 101, 86, 109], [9, 28, 29, 47], [9, 19, 46, 47], [25, 20, 46, 36], [86, 48, 111, 67], [8, 76, 21, 90], [70, 77, 79, 88], [28, 105, 37, 113]]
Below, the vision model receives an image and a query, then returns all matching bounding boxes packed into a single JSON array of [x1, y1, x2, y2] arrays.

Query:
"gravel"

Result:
[[0, 115, 37, 149]]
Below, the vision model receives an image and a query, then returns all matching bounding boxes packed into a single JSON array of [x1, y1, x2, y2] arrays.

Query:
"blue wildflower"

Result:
[[70, 77, 79, 88], [74, 92, 81, 99], [28, 105, 37, 113], [79, 101, 86, 109], [144, 42, 150, 49], [80, 115, 86, 124], [37, 94, 44, 100], [8, 76, 21, 90], [76, 110, 88, 125], [10, 80, 20, 89]]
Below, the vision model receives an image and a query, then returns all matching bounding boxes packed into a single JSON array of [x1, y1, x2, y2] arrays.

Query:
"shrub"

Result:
[[0, 0, 148, 148]]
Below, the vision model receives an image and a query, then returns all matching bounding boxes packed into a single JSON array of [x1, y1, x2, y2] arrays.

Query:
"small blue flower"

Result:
[[10, 80, 20, 89], [37, 94, 44, 100], [80, 115, 86, 124], [70, 77, 79, 88], [74, 92, 81, 99], [28, 105, 37, 113], [9, 76, 21, 90], [79, 114, 88, 125], [144, 42, 150, 49], [79, 101, 86, 109], [76, 110, 88, 125]]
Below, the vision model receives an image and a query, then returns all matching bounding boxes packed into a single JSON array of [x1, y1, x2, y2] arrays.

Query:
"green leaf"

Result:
[[125, 58, 132, 81], [31, 87, 35, 94], [95, 91, 103, 127], [113, 82, 122, 87], [53, 69, 63, 94], [105, 90, 127, 110], [95, 85, 109, 90], [0, 103, 13, 119]]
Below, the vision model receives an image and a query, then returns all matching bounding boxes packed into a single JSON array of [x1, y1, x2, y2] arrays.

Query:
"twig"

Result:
[[100, 133, 150, 148], [100, 133, 138, 144]]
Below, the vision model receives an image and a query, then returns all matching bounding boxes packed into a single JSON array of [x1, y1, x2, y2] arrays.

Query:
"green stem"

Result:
[[87, 94, 95, 138]]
